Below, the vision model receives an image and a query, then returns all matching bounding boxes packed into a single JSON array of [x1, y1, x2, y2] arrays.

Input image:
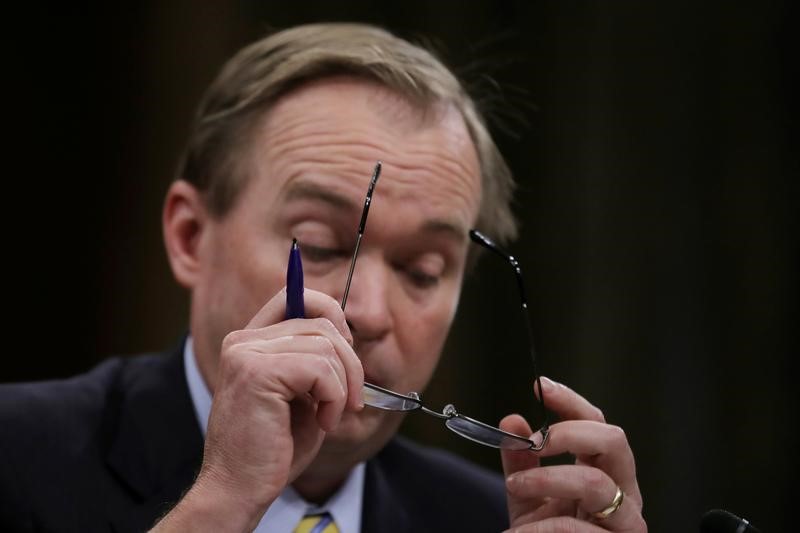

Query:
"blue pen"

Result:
[[285, 238, 305, 319]]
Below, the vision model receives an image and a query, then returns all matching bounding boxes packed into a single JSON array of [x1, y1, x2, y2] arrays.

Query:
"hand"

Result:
[[500, 377, 646, 532], [154, 288, 364, 532]]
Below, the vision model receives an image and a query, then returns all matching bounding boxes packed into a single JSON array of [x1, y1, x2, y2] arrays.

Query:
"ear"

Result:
[[162, 180, 209, 289]]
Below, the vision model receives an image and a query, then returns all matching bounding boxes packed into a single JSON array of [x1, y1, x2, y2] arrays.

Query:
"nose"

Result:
[[342, 254, 393, 344]]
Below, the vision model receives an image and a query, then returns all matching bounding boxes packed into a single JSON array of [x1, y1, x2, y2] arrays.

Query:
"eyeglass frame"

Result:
[[340, 162, 550, 452]]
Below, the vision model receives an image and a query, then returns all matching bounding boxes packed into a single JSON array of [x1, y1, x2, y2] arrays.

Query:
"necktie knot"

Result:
[[294, 511, 340, 533]]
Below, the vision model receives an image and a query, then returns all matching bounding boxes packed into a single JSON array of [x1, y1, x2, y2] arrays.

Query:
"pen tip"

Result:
[[291, 237, 298, 247]]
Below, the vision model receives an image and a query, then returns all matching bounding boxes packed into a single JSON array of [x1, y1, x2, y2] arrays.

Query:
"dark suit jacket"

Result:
[[0, 344, 508, 532]]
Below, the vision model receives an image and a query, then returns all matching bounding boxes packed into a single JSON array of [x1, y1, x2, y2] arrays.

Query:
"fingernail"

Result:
[[505, 474, 519, 492], [529, 430, 545, 448], [539, 376, 555, 391]]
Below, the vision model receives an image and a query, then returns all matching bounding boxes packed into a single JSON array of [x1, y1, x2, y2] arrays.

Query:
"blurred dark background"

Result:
[[4, 2, 797, 531]]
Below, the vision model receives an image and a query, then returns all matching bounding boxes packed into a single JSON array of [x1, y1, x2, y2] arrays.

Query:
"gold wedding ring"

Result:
[[592, 486, 624, 520]]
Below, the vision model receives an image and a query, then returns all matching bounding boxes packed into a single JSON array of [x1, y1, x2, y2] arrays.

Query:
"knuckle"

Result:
[[319, 359, 347, 400], [307, 334, 337, 356], [582, 468, 607, 498], [593, 406, 606, 422], [221, 329, 247, 352], [312, 317, 338, 336], [311, 354, 331, 373], [607, 424, 627, 447], [321, 291, 344, 311], [312, 355, 342, 383], [529, 469, 550, 491], [317, 335, 337, 355]]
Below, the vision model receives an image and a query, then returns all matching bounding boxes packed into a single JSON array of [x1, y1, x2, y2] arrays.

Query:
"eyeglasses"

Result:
[[340, 162, 550, 451]]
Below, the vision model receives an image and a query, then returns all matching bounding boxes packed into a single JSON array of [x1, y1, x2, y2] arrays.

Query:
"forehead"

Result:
[[239, 77, 482, 234]]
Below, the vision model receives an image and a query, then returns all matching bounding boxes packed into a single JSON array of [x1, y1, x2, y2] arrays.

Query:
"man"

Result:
[[0, 23, 645, 532]]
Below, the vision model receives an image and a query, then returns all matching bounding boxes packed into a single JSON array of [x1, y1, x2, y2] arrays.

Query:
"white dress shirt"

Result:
[[184, 336, 365, 532]]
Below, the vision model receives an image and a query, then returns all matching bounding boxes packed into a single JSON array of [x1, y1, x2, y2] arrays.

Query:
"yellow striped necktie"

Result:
[[293, 511, 340, 533]]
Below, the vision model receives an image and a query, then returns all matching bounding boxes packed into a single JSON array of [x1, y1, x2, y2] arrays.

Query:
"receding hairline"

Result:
[[177, 22, 517, 246], [269, 74, 456, 129]]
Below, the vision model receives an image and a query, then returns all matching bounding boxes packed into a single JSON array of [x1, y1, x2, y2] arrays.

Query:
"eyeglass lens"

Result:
[[445, 417, 534, 451], [363, 384, 419, 411]]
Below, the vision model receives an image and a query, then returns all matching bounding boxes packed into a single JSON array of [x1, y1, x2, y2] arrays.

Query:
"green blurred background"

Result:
[[4, 2, 797, 531]]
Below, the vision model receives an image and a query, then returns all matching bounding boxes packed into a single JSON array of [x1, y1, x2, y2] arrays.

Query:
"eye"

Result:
[[406, 269, 440, 289], [401, 253, 446, 290], [298, 243, 347, 263]]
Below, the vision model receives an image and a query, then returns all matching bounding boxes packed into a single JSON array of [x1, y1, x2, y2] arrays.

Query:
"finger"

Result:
[[533, 420, 640, 506], [504, 516, 608, 533], [268, 352, 347, 431], [506, 464, 637, 530], [281, 318, 363, 410], [248, 288, 361, 409], [509, 498, 577, 526], [500, 414, 545, 521], [500, 414, 540, 477], [536, 376, 605, 423], [244, 335, 349, 406], [239, 296, 363, 410], [246, 288, 352, 342], [217, 344, 348, 432], [297, 318, 362, 410]]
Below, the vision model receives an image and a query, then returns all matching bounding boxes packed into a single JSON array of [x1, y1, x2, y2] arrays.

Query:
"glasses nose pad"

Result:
[[442, 404, 458, 417]]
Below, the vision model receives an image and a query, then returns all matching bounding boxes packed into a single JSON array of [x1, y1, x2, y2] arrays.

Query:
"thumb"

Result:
[[499, 414, 540, 479], [500, 414, 543, 524]]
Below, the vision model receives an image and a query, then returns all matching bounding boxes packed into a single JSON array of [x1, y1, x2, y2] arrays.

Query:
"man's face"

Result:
[[191, 76, 482, 460]]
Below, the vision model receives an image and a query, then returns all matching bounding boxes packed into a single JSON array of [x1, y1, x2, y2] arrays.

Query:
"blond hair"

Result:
[[177, 22, 517, 244]]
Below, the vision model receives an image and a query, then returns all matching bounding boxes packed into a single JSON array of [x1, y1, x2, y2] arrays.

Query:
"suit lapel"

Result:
[[103, 340, 204, 532], [361, 445, 412, 533]]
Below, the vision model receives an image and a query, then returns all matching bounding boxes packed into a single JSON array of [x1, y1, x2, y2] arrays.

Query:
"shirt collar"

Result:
[[184, 336, 212, 436], [183, 336, 365, 532]]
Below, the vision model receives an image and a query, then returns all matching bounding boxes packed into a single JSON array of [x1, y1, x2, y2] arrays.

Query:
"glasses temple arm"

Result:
[[341, 161, 382, 311], [469, 230, 550, 431]]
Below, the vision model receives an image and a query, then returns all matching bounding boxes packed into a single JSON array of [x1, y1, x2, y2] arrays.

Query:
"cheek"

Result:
[[205, 232, 286, 324], [396, 282, 461, 370]]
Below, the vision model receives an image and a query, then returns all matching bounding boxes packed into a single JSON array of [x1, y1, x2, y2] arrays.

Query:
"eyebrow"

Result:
[[420, 219, 468, 244], [284, 181, 359, 211], [284, 179, 469, 242]]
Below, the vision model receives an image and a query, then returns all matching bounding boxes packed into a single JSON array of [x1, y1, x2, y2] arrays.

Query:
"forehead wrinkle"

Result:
[[258, 95, 426, 156], [263, 113, 428, 153], [265, 133, 399, 167], [380, 157, 480, 224], [258, 98, 470, 170], [262, 136, 474, 205], [387, 150, 479, 198], [283, 180, 359, 211], [257, 138, 479, 233], [247, 79, 481, 233]]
